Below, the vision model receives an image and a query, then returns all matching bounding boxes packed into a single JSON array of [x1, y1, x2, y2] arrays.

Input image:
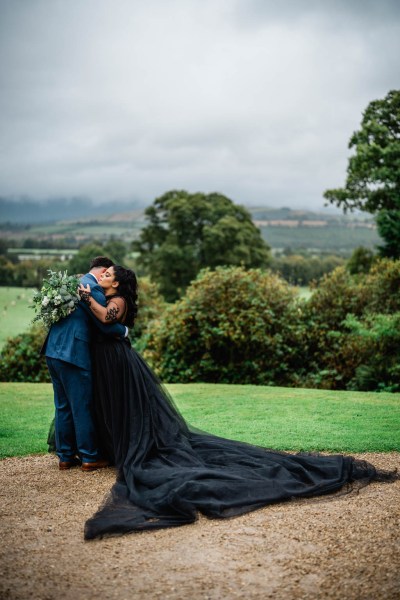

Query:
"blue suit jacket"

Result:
[[42, 273, 126, 370]]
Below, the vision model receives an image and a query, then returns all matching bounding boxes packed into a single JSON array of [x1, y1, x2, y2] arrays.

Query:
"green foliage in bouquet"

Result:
[[32, 270, 80, 329]]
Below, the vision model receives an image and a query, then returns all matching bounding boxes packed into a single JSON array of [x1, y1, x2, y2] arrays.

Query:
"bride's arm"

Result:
[[78, 284, 126, 324]]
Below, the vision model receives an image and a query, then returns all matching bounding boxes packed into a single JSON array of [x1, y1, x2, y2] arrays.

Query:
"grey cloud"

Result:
[[231, 0, 400, 30], [0, 0, 399, 208]]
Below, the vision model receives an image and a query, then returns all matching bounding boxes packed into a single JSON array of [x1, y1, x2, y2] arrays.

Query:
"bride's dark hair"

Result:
[[112, 265, 138, 328]]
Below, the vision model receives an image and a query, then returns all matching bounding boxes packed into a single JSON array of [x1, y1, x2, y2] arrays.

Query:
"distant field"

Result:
[[260, 225, 381, 251], [25, 220, 144, 241], [0, 287, 35, 348], [3, 213, 382, 251]]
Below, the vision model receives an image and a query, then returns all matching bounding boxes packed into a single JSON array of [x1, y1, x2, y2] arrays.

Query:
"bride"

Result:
[[77, 265, 396, 540]]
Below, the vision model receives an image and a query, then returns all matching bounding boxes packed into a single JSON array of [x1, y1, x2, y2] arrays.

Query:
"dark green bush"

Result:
[[346, 246, 375, 275], [271, 254, 345, 285], [0, 258, 65, 287], [130, 276, 167, 348], [362, 258, 400, 315], [343, 313, 400, 392], [301, 259, 400, 390], [0, 324, 50, 383], [0, 256, 15, 285], [143, 266, 305, 385]]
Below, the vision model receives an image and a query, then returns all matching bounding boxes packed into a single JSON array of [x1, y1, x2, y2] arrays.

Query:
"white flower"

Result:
[[33, 269, 80, 329]]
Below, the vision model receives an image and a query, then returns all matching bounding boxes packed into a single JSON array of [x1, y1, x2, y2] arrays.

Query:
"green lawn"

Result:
[[1, 383, 399, 459], [0, 287, 35, 348]]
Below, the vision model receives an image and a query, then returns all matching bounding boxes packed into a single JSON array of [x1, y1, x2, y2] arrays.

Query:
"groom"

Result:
[[43, 256, 127, 471]]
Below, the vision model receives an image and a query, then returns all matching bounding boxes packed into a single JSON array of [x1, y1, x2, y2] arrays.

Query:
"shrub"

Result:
[[300, 259, 400, 389], [344, 313, 400, 392], [0, 256, 15, 285], [0, 324, 50, 383], [362, 258, 400, 315], [130, 277, 167, 347], [346, 246, 375, 275], [271, 254, 345, 285], [306, 266, 364, 328], [0, 258, 65, 287], [143, 266, 305, 384]]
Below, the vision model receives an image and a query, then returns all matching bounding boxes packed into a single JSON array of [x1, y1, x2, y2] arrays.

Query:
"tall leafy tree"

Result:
[[67, 241, 127, 274], [375, 209, 400, 258], [103, 239, 127, 264], [324, 90, 400, 257], [133, 190, 271, 301], [68, 243, 104, 274]]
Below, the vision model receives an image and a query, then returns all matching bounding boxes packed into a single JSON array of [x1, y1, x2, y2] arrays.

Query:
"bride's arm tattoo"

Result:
[[78, 285, 123, 324], [105, 305, 119, 322]]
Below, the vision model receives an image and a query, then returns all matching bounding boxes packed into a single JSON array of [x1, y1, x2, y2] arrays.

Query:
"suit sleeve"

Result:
[[80, 283, 126, 337]]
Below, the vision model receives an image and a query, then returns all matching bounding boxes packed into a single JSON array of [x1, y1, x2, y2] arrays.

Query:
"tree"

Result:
[[375, 209, 400, 258], [103, 239, 127, 264], [67, 240, 127, 275], [68, 243, 104, 274], [132, 190, 271, 301], [271, 253, 344, 285], [346, 246, 375, 275], [324, 90, 400, 257]]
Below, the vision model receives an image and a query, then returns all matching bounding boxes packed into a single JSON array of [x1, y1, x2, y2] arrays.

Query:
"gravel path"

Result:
[[0, 453, 399, 600]]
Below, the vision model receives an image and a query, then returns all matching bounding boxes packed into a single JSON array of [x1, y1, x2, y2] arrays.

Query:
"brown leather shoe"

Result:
[[81, 459, 110, 472], [59, 458, 81, 470]]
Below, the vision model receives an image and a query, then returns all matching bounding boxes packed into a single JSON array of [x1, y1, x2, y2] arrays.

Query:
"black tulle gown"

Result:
[[81, 334, 395, 540]]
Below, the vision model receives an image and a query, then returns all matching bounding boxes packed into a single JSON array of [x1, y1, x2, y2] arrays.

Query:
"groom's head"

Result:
[[89, 256, 115, 280]]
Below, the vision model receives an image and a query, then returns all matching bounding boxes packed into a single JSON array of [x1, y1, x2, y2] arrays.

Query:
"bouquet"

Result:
[[32, 270, 80, 329]]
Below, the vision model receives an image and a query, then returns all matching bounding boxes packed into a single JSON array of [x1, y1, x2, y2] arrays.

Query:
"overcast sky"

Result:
[[0, 0, 399, 210]]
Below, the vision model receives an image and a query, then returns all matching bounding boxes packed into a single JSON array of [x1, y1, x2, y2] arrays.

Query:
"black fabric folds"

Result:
[[82, 336, 397, 540]]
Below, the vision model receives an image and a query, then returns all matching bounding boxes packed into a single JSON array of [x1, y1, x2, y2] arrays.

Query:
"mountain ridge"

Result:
[[0, 197, 372, 225]]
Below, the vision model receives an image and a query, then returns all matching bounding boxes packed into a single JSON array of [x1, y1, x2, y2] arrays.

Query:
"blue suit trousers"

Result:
[[46, 357, 99, 463]]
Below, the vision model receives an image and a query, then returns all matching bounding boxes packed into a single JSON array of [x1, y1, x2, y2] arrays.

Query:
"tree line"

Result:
[[1, 259, 399, 393]]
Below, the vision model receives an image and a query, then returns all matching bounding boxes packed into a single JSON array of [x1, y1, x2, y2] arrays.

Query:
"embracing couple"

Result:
[[43, 255, 396, 540], [43, 256, 136, 472]]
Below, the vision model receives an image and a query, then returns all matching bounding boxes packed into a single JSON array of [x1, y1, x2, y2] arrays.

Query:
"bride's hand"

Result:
[[78, 283, 92, 304], [78, 283, 91, 294]]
